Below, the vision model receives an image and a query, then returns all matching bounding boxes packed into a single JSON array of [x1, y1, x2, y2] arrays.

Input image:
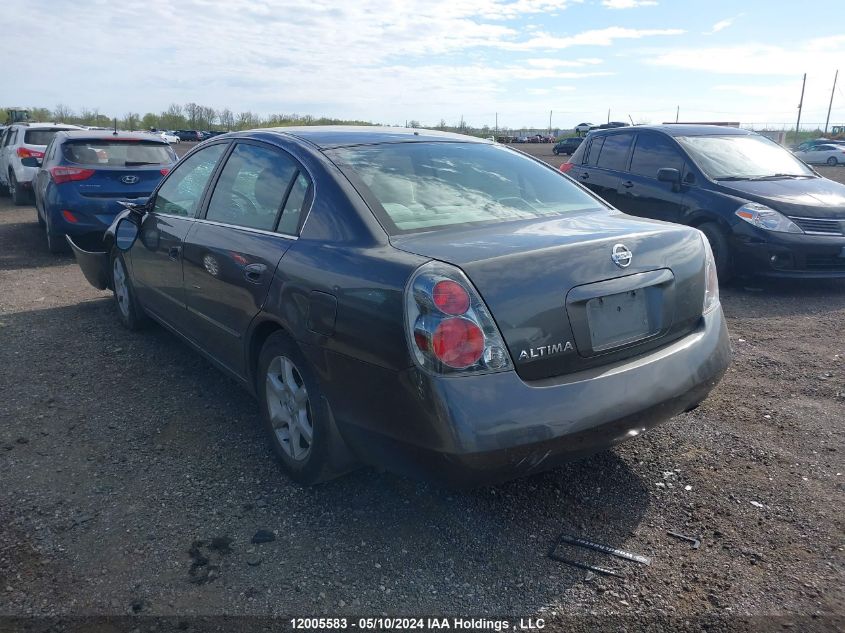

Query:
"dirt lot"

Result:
[[0, 141, 843, 630]]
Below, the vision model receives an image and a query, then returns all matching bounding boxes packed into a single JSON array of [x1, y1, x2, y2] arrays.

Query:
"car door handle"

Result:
[[244, 262, 267, 283], [168, 246, 181, 260], [622, 181, 634, 188]]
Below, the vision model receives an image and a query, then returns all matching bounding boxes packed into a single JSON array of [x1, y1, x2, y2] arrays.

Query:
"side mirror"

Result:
[[657, 167, 681, 183], [114, 217, 140, 251]]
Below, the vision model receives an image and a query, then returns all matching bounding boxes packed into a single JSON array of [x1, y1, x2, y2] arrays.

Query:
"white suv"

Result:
[[0, 122, 82, 204]]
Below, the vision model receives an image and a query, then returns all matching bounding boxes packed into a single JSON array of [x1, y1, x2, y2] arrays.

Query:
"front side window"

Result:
[[629, 134, 685, 178], [596, 133, 633, 171], [152, 143, 227, 217], [206, 143, 298, 231], [675, 134, 814, 180], [329, 142, 605, 234]]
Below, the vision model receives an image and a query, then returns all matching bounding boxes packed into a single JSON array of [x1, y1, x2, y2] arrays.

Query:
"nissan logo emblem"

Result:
[[611, 243, 633, 268], [121, 175, 140, 184]]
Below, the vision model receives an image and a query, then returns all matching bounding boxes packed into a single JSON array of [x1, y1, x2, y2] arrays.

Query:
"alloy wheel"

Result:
[[265, 355, 313, 461], [112, 257, 130, 318]]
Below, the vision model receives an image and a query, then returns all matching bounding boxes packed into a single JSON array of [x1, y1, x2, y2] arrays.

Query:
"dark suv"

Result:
[[562, 125, 845, 280], [553, 137, 582, 156]]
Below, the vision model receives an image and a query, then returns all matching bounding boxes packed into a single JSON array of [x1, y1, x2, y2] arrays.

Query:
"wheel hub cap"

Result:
[[265, 355, 313, 461]]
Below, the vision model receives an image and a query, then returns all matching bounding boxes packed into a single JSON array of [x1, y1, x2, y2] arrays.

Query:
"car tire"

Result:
[[553, 149, 559, 155], [111, 251, 148, 330], [698, 221, 733, 283], [9, 172, 29, 206], [44, 215, 69, 254], [34, 196, 46, 228], [257, 331, 356, 485], [827, 156, 838, 166]]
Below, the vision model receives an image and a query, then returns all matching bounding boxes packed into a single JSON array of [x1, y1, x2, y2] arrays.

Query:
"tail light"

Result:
[[405, 261, 512, 375], [700, 233, 720, 315], [50, 166, 95, 184], [17, 147, 45, 159], [559, 162, 574, 173], [160, 168, 170, 176], [61, 210, 79, 223]]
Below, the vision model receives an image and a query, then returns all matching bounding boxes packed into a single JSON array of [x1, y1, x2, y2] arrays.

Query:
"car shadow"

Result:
[[720, 277, 845, 320], [0, 218, 75, 270], [0, 300, 652, 615]]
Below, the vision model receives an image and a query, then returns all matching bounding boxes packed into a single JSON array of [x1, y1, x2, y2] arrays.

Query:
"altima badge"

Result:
[[611, 243, 633, 268], [519, 341, 574, 361]]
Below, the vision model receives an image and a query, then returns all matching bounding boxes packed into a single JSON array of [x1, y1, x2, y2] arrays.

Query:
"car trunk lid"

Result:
[[391, 212, 707, 381]]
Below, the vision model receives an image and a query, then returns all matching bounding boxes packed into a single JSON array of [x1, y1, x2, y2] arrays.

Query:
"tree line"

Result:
[[3, 103, 376, 131]]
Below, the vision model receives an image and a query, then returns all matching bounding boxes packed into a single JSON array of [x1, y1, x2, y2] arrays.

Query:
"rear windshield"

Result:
[[329, 142, 605, 234], [24, 128, 74, 146], [63, 140, 175, 167]]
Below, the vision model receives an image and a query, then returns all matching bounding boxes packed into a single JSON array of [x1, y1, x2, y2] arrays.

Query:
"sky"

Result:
[[4, 0, 845, 130]]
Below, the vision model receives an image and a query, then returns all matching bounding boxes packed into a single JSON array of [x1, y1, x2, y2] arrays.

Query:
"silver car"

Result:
[[794, 143, 845, 166], [0, 122, 81, 204]]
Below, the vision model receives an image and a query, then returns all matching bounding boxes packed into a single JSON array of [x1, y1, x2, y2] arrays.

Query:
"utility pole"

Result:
[[495, 112, 498, 137], [795, 73, 806, 143], [549, 110, 552, 134], [825, 69, 839, 134], [675, 105, 679, 123], [607, 108, 610, 124]]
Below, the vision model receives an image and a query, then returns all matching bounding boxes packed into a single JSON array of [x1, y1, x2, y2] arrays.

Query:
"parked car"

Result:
[[515, 136, 529, 143], [574, 122, 594, 134], [792, 138, 845, 152], [793, 144, 845, 165], [158, 131, 181, 144], [553, 137, 583, 155], [32, 131, 176, 253], [561, 125, 845, 280], [595, 122, 630, 130], [176, 130, 203, 142], [0, 122, 83, 204], [68, 127, 729, 486]]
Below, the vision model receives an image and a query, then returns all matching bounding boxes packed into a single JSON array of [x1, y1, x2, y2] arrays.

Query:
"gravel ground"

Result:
[[0, 141, 843, 631]]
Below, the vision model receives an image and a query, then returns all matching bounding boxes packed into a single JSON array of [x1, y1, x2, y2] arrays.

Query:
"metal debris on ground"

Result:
[[556, 534, 652, 566], [667, 530, 701, 549]]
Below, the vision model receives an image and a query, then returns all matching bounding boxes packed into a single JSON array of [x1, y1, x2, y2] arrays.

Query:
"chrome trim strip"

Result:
[[192, 217, 298, 240]]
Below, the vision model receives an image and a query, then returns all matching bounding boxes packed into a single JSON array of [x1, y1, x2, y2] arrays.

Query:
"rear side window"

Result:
[[206, 143, 298, 231], [596, 133, 633, 171], [62, 141, 175, 166], [2, 129, 16, 147], [278, 172, 312, 235], [629, 134, 685, 178], [24, 128, 73, 146], [585, 136, 604, 166]]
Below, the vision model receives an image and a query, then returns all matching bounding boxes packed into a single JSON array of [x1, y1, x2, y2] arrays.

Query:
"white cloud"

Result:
[[525, 57, 604, 68], [705, 14, 743, 35], [498, 27, 684, 50], [602, 0, 657, 8]]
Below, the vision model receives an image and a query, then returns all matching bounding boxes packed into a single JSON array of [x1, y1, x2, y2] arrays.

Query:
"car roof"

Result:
[[13, 122, 83, 130], [249, 125, 488, 149], [56, 130, 169, 142], [589, 124, 751, 138]]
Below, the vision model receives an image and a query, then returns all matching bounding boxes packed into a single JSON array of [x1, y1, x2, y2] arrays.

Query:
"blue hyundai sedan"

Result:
[[33, 131, 177, 253]]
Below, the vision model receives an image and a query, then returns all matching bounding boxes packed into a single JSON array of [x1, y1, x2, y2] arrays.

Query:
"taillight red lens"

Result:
[[50, 166, 96, 185], [17, 147, 45, 159], [432, 279, 470, 315], [559, 162, 574, 173], [431, 318, 484, 368], [61, 210, 79, 223], [160, 168, 170, 176]]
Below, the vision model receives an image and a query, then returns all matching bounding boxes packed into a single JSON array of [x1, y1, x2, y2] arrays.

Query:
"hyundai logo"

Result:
[[121, 175, 140, 184], [611, 243, 633, 268]]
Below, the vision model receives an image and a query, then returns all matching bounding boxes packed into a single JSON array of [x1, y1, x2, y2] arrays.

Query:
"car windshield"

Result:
[[329, 142, 605, 234], [24, 128, 75, 146], [63, 140, 175, 166], [676, 134, 815, 180]]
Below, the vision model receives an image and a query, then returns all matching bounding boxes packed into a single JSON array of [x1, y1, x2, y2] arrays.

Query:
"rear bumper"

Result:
[[731, 228, 845, 278], [311, 307, 730, 487], [12, 163, 38, 185]]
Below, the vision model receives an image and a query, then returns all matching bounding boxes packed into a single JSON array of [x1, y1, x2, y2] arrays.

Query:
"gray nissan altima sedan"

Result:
[[68, 126, 730, 486]]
